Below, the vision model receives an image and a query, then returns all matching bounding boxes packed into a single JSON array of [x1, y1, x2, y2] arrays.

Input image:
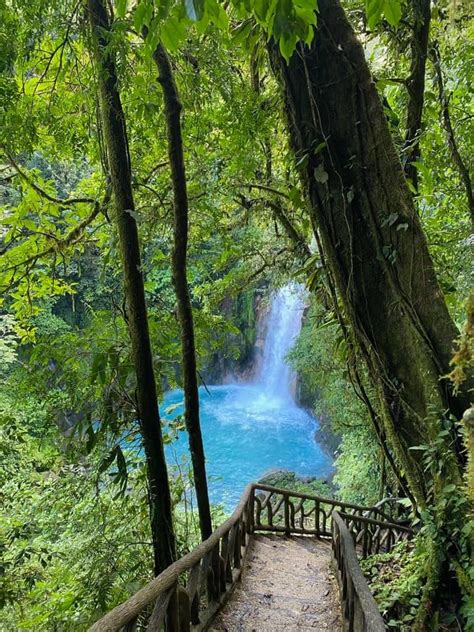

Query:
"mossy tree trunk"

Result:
[[153, 44, 213, 540], [87, 0, 176, 574], [269, 0, 472, 506]]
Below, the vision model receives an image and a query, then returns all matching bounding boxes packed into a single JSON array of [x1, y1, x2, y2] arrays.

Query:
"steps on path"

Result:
[[210, 534, 342, 632]]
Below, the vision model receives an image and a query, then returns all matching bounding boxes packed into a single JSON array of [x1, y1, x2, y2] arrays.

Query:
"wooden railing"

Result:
[[331, 511, 413, 631], [88, 484, 255, 632], [338, 511, 413, 559], [332, 512, 386, 632], [88, 483, 414, 632], [252, 482, 398, 536]]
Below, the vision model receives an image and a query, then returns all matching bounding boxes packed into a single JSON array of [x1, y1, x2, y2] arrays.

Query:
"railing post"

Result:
[[248, 486, 255, 534], [234, 522, 242, 569], [362, 525, 369, 559], [284, 493, 290, 536], [166, 585, 180, 632], [267, 492, 273, 526], [221, 531, 232, 583], [210, 545, 221, 602], [177, 585, 190, 632]]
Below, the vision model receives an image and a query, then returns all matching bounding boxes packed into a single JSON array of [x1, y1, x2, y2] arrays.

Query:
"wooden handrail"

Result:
[[88, 483, 413, 632], [252, 483, 399, 537], [88, 484, 255, 632], [338, 511, 414, 533], [332, 512, 386, 631], [338, 511, 414, 560], [253, 482, 394, 515]]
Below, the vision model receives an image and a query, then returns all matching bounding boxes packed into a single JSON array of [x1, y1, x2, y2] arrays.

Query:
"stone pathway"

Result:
[[210, 534, 342, 631]]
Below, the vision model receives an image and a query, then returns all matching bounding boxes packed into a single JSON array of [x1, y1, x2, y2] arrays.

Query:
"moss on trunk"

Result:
[[269, 0, 471, 505]]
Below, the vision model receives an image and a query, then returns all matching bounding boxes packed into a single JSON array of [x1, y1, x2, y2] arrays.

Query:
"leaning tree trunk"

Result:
[[153, 44, 213, 541], [88, 0, 176, 574], [269, 0, 472, 506]]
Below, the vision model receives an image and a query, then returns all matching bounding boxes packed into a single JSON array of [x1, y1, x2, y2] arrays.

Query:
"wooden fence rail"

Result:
[[88, 483, 414, 632], [332, 512, 386, 632], [251, 483, 404, 536], [337, 511, 414, 559]]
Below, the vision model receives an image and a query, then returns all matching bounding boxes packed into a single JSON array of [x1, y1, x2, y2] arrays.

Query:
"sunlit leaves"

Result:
[[366, 0, 402, 29], [133, 0, 152, 30], [115, 0, 128, 18], [159, 8, 188, 51], [131, 0, 317, 61], [383, 0, 401, 26], [234, 0, 317, 61], [0, 314, 19, 371]]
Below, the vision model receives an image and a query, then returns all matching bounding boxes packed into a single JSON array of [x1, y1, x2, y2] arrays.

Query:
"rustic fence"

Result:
[[332, 511, 414, 632], [88, 483, 413, 632]]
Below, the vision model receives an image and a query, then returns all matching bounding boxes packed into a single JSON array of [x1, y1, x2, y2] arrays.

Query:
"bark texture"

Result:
[[88, 0, 176, 573], [270, 0, 471, 503], [153, 44, 213, 540]]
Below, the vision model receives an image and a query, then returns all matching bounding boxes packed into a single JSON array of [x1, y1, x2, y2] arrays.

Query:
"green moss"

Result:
[[258, 470, 333, 497], [233, 288, 258, 365]]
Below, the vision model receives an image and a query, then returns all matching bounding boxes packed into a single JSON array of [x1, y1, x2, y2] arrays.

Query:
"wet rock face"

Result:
[[202, 287, 268, 384], [210, 534, 342, 631]]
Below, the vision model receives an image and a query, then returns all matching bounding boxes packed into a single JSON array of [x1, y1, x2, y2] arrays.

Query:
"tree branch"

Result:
[[1, 189, 110, 288], [236, 182, 290, 199], [265, 199, 311, 259], [3, 151, 95, 206], [430, 43, 474, 227], [402, 0, 431, 190]]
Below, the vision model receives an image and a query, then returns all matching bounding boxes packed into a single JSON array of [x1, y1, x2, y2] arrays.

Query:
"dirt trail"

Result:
[[210, 533, 342, 631]]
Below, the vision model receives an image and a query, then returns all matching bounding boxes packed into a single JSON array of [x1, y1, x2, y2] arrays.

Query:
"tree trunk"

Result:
[[87, 0, 176, 574], [403, 0, 431, 190], [269, 0, 471, 505], [153, 44, 213, 540]]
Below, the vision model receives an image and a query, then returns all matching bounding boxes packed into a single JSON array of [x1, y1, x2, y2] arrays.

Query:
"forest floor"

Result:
[[210, 534, 342, 631]]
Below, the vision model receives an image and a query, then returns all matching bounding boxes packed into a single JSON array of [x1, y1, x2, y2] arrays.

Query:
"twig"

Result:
[[3, 151, 95, 206]]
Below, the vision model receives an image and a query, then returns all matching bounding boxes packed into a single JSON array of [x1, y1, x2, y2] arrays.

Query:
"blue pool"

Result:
[[161, 384, 333, 509]]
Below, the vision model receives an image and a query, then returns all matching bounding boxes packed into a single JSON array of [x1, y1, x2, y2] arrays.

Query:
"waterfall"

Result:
[[258, 283, 306, 402]]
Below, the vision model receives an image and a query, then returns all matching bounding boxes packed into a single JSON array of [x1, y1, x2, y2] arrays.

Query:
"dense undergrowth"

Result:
[[1, 0, 473, 628]]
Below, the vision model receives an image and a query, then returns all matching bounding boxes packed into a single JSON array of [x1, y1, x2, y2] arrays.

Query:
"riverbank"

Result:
[[259, 470, 334, 498]]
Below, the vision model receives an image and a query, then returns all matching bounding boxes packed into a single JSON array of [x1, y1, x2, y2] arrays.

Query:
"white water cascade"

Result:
[[258, 283, 306, 402], [162, 281, 332, 508]]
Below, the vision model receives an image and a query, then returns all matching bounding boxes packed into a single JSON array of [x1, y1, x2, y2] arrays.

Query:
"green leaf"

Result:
[[133, 1, 153, 31], [383, 0, 401, 26], [205, 0, 229, 29], [366, 0, 384, 29], [90, 351, 107, 385], [253, 0, 274, 23], [443, 484, 456, 493], [115, 0, 127, 19], [85, 424, 96, 453], [183, 0, 205, 21], [161, 15, 187, 51], [98, 447, 118, 474], [314, 163, 328, 184], [232, 20, 253, 45], [313, 141, 326, 155], [157, 0, 172, 20]]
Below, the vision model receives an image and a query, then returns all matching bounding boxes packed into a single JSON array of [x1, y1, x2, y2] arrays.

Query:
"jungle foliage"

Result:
[[0, 0, 473, 629]]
